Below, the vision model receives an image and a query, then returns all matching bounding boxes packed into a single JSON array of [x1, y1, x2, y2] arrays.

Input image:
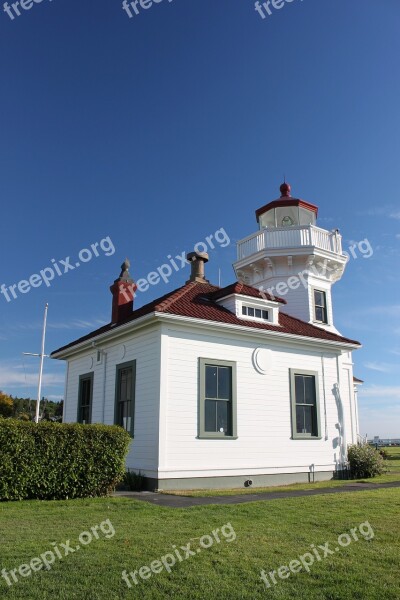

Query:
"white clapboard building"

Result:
[[52, 183, 362, 490]]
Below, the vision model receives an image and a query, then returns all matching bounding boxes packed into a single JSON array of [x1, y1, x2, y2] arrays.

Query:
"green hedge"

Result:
[[0, 419, 131, 501]]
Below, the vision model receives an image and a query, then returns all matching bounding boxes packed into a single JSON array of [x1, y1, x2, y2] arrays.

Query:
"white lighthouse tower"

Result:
[[233, 183, 348, 334]]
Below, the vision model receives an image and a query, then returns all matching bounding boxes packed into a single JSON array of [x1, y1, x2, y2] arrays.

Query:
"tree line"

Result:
[[0, 391, 63, 421]]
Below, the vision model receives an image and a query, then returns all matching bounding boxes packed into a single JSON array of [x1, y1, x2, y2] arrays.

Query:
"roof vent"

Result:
[[186, 251, 209, 284]]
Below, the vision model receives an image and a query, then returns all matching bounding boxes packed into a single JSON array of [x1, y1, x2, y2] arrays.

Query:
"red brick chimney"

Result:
[[110, 259, 137, 325]]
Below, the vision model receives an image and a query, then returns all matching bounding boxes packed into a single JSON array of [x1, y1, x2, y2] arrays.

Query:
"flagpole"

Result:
[[35, 303, 48, 423]]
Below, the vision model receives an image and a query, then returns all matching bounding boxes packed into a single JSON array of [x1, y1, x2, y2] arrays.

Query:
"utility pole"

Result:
[[23, 303, 49, 424]]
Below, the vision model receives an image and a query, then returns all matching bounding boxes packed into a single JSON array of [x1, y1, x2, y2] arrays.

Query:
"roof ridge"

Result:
[[155, 281, 202, 311]]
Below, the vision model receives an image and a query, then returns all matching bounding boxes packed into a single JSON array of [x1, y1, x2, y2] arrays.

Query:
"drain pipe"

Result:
[[92, 342, 108, 423]]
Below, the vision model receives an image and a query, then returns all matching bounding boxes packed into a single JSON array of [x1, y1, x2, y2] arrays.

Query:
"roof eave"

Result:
[[51, 312, 158, 360], [154, 312, 361, 350]]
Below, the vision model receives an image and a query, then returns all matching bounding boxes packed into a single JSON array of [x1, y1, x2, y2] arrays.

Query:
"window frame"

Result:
[[114, 360, 136, 437], [242, 305, 270, 321], [313, 289, 328, 324], [198, 358, 237, 440], [289, 369, 321, 440], [77, 372, 94, 425]]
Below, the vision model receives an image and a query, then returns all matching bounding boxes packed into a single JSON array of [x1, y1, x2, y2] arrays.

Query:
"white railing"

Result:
[[237, 225, 343, 261]]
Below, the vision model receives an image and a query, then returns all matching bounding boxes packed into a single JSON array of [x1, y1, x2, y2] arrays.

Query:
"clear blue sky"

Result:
[[0, 0, 399, 437]]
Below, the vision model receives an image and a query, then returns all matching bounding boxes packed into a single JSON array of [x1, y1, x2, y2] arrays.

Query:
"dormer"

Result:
[[211, 283, 285, 326]]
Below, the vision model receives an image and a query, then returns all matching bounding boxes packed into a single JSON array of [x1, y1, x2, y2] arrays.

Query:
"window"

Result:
[[115, 361, 136, 436], [242, 305, 269, 320], [199, 359, 237, 439], [314, 290, 328, 324], [290, 370, 321, 439], [77, 373, 93, 424]]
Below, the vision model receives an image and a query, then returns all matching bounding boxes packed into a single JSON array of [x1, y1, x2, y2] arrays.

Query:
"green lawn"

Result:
[[1, 487, 400, 599], [384, 446, 400, 472], [165, 446, 400, 497]]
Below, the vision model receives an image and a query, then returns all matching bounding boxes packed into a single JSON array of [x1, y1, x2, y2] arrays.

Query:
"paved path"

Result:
[[114, 480, 400, 508]]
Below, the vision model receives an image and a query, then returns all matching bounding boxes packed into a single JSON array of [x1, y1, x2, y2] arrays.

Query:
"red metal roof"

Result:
[[51, 281, 360, 356]]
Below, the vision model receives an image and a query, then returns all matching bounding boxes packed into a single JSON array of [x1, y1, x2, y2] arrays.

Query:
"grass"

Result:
[[383, 446, 400, 472], [164, 446, 400, 497], [1, 488, 400, 599]]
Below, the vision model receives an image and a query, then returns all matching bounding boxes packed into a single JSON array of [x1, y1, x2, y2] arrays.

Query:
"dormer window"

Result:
[[213, 286, 283, 327], [242, 306, 269, 321]]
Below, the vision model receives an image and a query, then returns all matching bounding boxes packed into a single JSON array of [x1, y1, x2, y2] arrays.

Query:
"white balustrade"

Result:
[[237, 225, 343, 260]]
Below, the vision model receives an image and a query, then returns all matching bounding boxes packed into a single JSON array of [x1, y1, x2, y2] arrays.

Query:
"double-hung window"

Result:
[[199, 359, 237, 439], [115, 361, 136, 437], [77, 373, 93, 424], [290, 370, 321, 439], [314, 290, 328, 324]]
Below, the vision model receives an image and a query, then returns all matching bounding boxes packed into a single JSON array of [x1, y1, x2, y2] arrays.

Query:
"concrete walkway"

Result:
[[114, 480, 400, 508]]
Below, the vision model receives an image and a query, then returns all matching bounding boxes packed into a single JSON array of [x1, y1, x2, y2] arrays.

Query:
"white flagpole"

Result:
[[35, 303, 48, 423], [22, 303, 49, 423]]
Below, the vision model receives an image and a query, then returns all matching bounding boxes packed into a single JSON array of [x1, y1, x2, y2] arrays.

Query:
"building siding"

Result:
[[63, 324, 161, 475], [160, 324, 356, 481]]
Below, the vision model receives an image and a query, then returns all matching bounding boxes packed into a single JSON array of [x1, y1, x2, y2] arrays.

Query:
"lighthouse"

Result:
[[233, 183, 348, 334]]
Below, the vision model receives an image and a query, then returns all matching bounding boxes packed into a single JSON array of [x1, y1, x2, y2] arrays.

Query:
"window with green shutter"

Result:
[[77, 373, 93, 424], [199, 358, 237, 439], [115, 361, 136, 437], [290, 369, 321, 439]]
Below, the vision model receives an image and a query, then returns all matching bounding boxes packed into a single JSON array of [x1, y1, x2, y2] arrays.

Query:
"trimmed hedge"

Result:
[[0, 419, 131, 501]]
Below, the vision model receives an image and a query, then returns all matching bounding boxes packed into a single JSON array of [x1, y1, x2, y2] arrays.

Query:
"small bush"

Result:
[[379, 448, 389, 460], [0, 418, 131, 501], [123, 470, 146, 491], [348, 444, 386, 479]]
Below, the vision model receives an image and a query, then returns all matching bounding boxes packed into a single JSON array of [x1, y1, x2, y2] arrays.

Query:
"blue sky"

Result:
[[0, 0, 399, 437]]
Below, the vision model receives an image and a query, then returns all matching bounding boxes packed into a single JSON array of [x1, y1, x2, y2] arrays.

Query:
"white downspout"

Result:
[[335, 355, 347, 467], [321, 355, 328, 440]]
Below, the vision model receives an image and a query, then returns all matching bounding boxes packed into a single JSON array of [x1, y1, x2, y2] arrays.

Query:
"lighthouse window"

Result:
[[314, 290, 328, 324]]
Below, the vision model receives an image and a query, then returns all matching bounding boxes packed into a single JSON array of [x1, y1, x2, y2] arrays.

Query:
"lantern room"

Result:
[[255, 182, 318, 229]]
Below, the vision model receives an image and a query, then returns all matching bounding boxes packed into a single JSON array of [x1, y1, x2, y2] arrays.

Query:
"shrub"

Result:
[[348, 444, 386, 479], [379, 448, 389, 460], [0, 419, 131, 501], [123, 470, 146, 491]]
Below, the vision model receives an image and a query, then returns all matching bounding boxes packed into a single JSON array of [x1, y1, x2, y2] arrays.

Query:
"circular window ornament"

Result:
[[252, 348, 272, 375]]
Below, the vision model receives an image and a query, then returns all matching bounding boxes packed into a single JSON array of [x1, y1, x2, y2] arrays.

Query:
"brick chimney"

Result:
[[110, 259, 137, 325], [186, 251, 209, 283]]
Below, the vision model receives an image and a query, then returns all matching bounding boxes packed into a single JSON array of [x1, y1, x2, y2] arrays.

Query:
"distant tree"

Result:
[[55, 400, 64, 419], [0, 392, 14, 418]]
